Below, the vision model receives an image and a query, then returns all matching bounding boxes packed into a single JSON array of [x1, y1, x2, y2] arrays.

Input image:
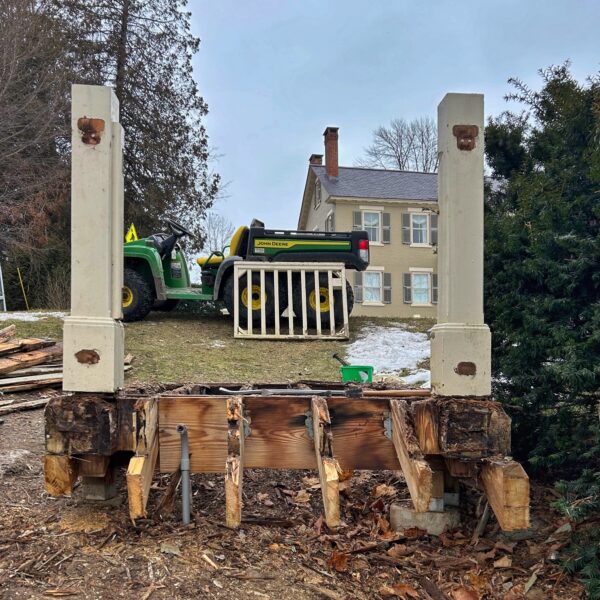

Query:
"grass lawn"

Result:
[[4, 312, 434, 384]]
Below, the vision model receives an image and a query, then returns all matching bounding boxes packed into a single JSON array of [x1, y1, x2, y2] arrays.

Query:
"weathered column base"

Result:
[[430, 323, 491, 396], [390, 501, 460, 536], [63, 317, 124, 393]]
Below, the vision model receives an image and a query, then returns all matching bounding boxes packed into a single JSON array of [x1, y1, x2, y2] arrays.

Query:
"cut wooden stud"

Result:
[[311, 396, 341, 528], [44, 454, 79, 496], [225, 397, 245, 529], [127, 432, 159, 521], [78, 454, 110, 477], [480, 459, 530, 531], [389, 399, 433, 512]]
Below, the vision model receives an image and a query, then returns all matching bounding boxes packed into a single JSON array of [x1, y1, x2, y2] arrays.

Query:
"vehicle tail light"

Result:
[[358, 238, 369, 262]]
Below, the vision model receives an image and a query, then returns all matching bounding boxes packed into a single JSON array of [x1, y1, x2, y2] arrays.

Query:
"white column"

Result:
[[63, 85, 124, 393], [430, 93, 491, 396]]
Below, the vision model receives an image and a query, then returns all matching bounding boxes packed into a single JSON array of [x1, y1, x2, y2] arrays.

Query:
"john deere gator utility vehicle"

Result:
[[123, 218, 369, 326]]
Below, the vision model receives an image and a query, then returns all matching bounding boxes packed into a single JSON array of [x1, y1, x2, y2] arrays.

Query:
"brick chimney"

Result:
[[309, 153, 323, 165], [323, 126, 339, 177]]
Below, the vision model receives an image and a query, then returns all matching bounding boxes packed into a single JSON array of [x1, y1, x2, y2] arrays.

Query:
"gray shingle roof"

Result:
[[311, 165, 437, 201]]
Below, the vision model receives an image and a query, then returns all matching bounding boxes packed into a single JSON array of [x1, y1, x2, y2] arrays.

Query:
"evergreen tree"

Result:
[[484, 64, 600, 478], [56, 0, 220, 249]]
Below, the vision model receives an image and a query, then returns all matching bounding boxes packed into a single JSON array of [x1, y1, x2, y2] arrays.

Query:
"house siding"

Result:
[[332, 199, 437, 319]]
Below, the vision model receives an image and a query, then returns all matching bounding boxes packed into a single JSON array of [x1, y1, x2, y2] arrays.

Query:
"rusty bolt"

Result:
[[452, 125, 478, 151], [77, 117, 105, 145], [454, 361, 476, 376], [75, 349, 100, 364]]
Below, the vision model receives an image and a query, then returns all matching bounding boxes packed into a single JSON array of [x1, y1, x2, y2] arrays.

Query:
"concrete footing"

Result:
[[390, 501, 460, 536]]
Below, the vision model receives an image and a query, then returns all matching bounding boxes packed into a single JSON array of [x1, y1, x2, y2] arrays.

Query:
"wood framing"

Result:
[[389, 399, 433, 512], [225, 397, 245, 528], [127, 431, 159, 521], [311, 397, 341, 528], [480, 459, 530, 531], [44, 455, 78, 496]]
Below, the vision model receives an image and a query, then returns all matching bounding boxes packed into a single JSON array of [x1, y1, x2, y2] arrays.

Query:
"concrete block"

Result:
[[390, 501, 460, 536]]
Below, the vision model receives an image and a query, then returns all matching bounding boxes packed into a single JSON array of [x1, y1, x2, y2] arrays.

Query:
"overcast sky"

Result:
[[191, 0, 600, 231]]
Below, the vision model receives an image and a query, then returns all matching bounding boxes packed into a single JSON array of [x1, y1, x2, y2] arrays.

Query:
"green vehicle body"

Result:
[[122, 219, 369, 322]]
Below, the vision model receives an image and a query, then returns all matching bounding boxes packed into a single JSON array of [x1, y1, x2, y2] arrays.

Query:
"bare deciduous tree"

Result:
[[201, 212, 235, 254], [358, 117, 438, 172]]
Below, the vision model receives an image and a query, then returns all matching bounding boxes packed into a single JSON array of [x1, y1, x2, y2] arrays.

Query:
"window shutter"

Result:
[[353, 211, 362, 231], [403, 273, 412, 304], [354, 271, 363, 303], [430, 213, 438, 246], [432, 273, 438, 304], [382, 212, 391, 244], [402, 213, 411, 244], [383, 272, 392, 304]]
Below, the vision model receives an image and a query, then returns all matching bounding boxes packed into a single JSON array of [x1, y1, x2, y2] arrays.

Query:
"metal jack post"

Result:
[[176, 424, 191, 525]]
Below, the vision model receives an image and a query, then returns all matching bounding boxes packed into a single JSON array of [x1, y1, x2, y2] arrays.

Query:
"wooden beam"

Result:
[[44, 454, 79, 496], [225, 397, 244, 529], [311, 397, 341, 528], [0, 324, 16, 341], [77, 454, 110, 477], [389, 399, 433, 512], [0, 343, 62, 375], [0, 338, 55, 357], [158, 395, 399, 472], [127, 432, 159, 521], [480, 460, 530, 531]]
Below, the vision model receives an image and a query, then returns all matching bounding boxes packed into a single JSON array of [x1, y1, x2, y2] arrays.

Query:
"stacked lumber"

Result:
[[0, 325, 63, 395]]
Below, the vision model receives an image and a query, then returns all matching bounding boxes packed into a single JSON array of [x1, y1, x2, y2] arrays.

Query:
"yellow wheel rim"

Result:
[[241, 284, 265, 310], [122, 286, 134, 308], [309, 287, 330, 312]]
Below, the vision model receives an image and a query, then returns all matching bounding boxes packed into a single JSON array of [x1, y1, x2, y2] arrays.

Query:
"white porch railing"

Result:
[[233, 262, 350, 340]]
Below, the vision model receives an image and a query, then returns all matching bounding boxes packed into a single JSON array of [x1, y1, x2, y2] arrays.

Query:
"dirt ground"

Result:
[[0, 399, 584, 599]]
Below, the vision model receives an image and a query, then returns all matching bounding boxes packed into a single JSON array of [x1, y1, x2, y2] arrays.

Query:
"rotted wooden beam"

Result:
[[311, 396, 341, 528], [389, 399, 433, 512], [225, 397, 245, 529]]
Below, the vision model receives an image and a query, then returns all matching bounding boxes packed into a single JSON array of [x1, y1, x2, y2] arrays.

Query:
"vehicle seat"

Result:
[[195, 225, 249, 267]]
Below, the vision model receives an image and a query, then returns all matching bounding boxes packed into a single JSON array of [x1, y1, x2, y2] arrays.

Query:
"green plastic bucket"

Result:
[[340, 365, 374, 383]]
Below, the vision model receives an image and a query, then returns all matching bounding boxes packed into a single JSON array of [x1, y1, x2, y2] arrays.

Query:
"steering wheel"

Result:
[[165, 218, 195, 238]]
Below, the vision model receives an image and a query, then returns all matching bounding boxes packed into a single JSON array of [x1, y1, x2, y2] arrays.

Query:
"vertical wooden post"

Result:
[[311, 397, 341, 528], [430, 93, 491, 397], [62, 85, 124, 393], [225, 397, 244, 529]]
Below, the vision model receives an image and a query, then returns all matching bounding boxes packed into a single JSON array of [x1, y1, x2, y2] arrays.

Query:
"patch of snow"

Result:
[[0, 311, 67, 322], [346, 322, 430, 388], [210, 340, 226, 349]]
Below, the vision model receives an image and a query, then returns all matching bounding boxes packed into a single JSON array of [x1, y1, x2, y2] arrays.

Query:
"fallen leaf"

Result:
[[404, 527, 427, 539], [295, 489, 311, 503], [468, 572, 487, 595], [257, 492, 274, 507], [314, 515, 324, 535], [453, 588, 479, 600], [268, 543, 281, 552], [387, 544, 411, 558], [339, 469, 354, 482], [495, 541, 516, 553], [373, 483, 397, 498], [328, 550, 349, 572], [302, 476, 320, 488], [379, 583, 419, 598], [377, 517, 390, 534], [494, 555, 512, 568], [160, 541, 181, 556], [523, 573, 537, 594]]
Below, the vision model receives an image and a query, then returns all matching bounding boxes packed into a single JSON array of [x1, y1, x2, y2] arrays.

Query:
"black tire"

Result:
[[153, 299, 180, 312], [122, 267, 154, 322], [223, 272, 276, 328], [292, 273, 354, 329]]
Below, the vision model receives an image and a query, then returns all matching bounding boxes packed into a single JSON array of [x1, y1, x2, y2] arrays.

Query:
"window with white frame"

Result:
[[411, 273, 430, 304], [362, 211, 380, 242], [403, 270, 437, 305], [313, 180, 321, 208], [411, 213, 429, 244], [363, 271, 382, 302], [325, 211, 335, 232]]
